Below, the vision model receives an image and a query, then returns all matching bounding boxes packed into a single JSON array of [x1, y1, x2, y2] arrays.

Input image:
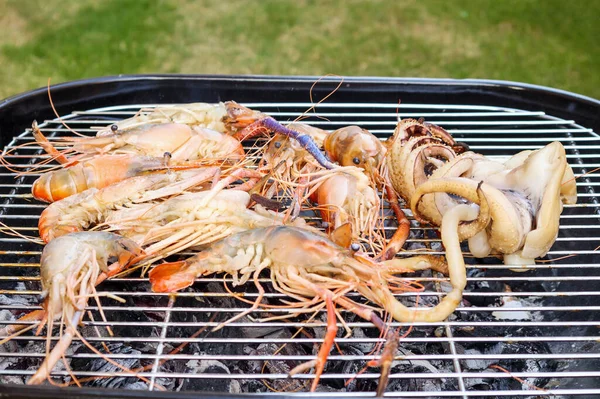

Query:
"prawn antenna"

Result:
[[46, 78, 88, 138], [0, 220, 43, 244], [293, 74, 344, 124]]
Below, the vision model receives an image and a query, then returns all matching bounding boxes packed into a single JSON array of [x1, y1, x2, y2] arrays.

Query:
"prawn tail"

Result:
[[149, 261, 195, 293]]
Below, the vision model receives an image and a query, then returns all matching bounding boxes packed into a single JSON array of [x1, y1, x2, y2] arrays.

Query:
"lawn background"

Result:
[[0, 0, 598, 100]]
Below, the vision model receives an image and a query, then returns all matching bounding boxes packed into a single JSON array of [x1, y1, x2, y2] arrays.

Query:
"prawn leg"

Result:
[[288, 295, 338, 392], [368, 330, 399, 397], [27, 308, 84, 385], [25, 232, 143, 385], [377, 185, 411, 261], [0, 310, 46, 341], [0, 247, 143, 340]]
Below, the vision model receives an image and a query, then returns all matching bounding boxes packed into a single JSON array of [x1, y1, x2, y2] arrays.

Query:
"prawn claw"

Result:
[[149, 261, 197, 293]]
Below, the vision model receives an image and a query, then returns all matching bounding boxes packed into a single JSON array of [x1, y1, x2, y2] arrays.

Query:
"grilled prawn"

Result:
[[31, 154, 213, 203], [33, 122, 245, 166], [106, 189, 310, 263], [96, 101, 266, 136], [148, 205, 476, 391], [38, 167, 220, 242], [27, 232, 143, 385]]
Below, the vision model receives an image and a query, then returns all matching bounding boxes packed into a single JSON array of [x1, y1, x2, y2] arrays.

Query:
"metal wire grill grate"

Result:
[[0, 102, 599, 398]]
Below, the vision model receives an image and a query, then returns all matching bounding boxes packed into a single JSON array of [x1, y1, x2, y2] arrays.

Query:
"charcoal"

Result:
[[245, 329, 307, 392], [125, 382, 149, 390], [71, 343, 143, 389], [0, 293, 37, 307], [464, 268, 504, 307], [181, 359, 234, 392], [0, 310, 19, 361], [344, 327, 376, 353], [339, 345, 365, 392], [463, 345, 503, 371]]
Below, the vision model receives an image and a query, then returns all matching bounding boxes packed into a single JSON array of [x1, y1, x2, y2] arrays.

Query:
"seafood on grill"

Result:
[[105, 188, 313, 263], [27, 231, 144, 385], [148, 208, 476, 391], [31, 121, 245, 166], [324, 125, 386, 178], [260, 124, 327, 182], [386, 118, 468, 205], [38, 167, 221, 242], [410, 141, 577, 265], [95, 101, 266, 136], [31, 153, 215, 203], [253, 121, 410, 259], [4, 97, 580, 392], [235, 117, 337, 169], [308, 167, 381, 243], [321, 125, 410, 260]]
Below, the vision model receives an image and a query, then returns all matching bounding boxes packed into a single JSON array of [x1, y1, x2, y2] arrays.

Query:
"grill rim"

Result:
[[1, 74, 600, 148], [1, 75, 600, 398]]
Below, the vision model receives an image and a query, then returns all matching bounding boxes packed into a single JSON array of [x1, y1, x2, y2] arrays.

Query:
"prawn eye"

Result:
[[350, 243, 360, 251], [352, 157, 361, 165], [274, 141, 282, 149], [110, 124, 118, 132]]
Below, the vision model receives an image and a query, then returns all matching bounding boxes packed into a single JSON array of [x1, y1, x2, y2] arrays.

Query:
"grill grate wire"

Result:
[[0, 102, 598, 398]]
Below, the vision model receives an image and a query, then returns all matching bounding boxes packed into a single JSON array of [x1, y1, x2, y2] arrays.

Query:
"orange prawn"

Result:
[[315, 125, 411, 259], [147, 222, 475, 391], [38, 167, 220, 243], [31, 153, 214, 203]]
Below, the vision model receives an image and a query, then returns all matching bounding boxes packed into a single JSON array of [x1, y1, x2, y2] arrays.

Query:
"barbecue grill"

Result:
[[0, 75, 598, 399]]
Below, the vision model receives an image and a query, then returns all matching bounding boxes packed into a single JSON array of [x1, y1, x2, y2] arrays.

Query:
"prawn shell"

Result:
[[324, 126, 385, 170], [32, 155, 166, 203]]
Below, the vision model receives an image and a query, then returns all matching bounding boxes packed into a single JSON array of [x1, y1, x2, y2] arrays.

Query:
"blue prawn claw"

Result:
[[238, 117, 337, 170]]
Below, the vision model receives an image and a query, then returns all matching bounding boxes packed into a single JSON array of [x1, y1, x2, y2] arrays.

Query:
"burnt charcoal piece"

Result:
[[464, 268, 504, 307], [245, 329, 307, 392], [71, 343, 143, 389], [483, 341, 557, 392], [180, 360, 236, 392]]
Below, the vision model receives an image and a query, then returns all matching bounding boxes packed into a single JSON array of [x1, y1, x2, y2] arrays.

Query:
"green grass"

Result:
[[1, 0, 599, 100]]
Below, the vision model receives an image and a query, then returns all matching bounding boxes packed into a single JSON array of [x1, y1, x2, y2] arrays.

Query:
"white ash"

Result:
[[83, 343, 143, 389], [0, 375, 24, 385], [126, 382, 148, 390], [185, 358, 230, 375], [229, 379, 242, 394], [492, 296, 531, 320], [438, 281, 453, 293], [0, 309, 19, 369], [24, 340, 81, 375], [183, 358, 239, 393], [463, 377, 489, 390], [462, 343, 503, 370], [0, 293, 37, 307]]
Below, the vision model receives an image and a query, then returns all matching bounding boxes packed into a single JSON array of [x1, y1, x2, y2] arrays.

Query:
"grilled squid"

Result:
[[409, 141, 577, 266], [387, 117, 576, 266]]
